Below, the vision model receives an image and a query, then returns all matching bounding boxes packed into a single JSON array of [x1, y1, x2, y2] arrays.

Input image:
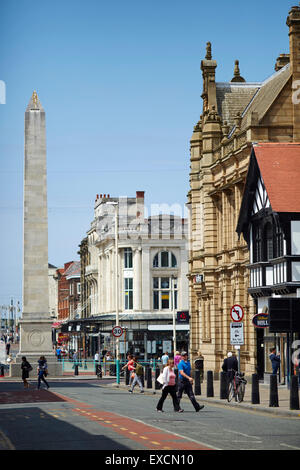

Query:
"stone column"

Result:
[[11, 92, 62, 376]]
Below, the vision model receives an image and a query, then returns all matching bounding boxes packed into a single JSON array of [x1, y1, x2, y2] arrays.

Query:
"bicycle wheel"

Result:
[[228, 382, 235, 402], [237, 382, 245, 403]]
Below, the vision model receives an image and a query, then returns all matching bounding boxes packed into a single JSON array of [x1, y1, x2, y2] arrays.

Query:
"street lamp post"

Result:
[[171, 275, 177, 358], [107, 201, 120, 384]]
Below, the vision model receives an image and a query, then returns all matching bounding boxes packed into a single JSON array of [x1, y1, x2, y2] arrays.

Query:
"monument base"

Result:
[[9, 317, 63, 377], [10, 357, 63, 378]]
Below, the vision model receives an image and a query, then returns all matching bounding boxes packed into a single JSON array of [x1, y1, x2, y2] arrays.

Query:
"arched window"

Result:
[[152, 251, 177, 268]]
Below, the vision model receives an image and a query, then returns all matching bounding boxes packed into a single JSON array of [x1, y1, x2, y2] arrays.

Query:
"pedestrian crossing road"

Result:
[[0, 379, 299, 451]]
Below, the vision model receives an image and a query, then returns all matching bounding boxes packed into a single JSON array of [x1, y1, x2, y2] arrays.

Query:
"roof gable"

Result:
[[237, 142, 300, 242]]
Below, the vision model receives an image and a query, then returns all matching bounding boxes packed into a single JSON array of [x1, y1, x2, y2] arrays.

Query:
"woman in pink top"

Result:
[[174, 351, 181, 368], [156, 359, 183, 413]]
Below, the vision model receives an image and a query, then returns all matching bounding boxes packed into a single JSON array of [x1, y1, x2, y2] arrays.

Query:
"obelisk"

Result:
[[11, 92, 61, 376]]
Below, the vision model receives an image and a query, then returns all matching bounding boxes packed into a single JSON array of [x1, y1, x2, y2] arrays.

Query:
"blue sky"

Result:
[[0, 0, 293, 307]]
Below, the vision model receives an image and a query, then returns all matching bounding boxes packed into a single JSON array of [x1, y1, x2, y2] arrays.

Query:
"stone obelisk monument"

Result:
[[10, 92, 62, 376]]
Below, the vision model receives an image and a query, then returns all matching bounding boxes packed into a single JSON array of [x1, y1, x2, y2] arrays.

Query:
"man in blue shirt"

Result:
[[269, 347, 280, 375], [177, 351, 204, 412]]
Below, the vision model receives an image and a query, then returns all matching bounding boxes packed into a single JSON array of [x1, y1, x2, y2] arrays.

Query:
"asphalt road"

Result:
[[0, 379, 300, 451]]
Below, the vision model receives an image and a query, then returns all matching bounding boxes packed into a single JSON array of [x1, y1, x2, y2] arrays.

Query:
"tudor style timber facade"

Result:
[[188, 5, 300, 375]]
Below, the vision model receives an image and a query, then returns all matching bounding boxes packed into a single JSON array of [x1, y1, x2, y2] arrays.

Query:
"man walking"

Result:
[[177, 351, 204, 412]]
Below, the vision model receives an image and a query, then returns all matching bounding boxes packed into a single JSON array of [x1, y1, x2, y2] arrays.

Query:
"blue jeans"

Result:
[[38, 371, 49, 389]]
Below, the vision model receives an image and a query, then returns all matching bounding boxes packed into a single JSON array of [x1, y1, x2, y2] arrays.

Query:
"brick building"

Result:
[[188, 5, 300, 376]]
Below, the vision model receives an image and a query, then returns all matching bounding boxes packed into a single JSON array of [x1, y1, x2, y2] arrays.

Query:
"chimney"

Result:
[[274, 53, 290, 71], [136, 191, 145, 219], [287, 5, 300, 141]]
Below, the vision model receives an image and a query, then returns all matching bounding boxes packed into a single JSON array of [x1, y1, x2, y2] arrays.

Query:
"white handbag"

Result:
[[156, 372, 164, 385]]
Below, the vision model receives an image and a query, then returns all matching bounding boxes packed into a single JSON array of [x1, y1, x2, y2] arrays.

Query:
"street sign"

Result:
[[176, 311, 189, 324], [230, 322, 244, 345], [252, 313, 269, 328], [112, 326, 123, 338], [230, 304, 244, 322]]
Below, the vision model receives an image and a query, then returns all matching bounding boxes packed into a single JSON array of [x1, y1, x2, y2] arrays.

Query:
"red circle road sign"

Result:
[[112, 326, 123, 337], [230, 305, 244, 322]]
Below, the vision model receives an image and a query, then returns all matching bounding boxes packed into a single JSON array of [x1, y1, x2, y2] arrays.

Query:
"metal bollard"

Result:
[[0, 365, 4, 377], [175, 368, 179, 392], [220, 371, 228, 399], [155, 368, 161, 390], [74, 364, 79, 376], [251, 374, 260, 404], [290, 375, 300, 410], [147, 367, 152, 388], [194, 369, 201, 396], [125, 368, 130, 385], [206, 370, 214, 397], [269, 374, 279, 407]]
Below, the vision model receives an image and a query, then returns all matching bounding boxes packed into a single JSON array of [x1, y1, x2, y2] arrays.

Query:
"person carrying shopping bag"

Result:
[[156, 359, 183, 413]]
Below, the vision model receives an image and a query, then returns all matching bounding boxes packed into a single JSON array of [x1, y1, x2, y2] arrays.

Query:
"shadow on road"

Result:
[[0, 406, 131, 450]]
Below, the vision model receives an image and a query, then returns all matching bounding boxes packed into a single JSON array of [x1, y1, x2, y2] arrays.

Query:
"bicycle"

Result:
[[227, 371, 247, 403]]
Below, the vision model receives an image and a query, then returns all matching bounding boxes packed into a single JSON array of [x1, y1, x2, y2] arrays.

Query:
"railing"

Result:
[[61, 359, 163, 376]]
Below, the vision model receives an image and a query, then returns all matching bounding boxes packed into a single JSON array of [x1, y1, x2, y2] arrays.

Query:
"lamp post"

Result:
[[171, 275, 177, 358], [107, 201, 120, 383]]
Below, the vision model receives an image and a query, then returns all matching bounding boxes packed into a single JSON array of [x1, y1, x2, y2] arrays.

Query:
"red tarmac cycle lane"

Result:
[[52, 390, 214, 451], [0, 385, 214, 450]]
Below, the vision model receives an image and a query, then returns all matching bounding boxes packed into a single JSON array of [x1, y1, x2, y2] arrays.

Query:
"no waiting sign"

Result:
[[230, 304, 244, 322]]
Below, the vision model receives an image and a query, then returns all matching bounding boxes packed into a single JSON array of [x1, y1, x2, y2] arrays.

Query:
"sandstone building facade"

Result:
[[188, 5, 300, 375]]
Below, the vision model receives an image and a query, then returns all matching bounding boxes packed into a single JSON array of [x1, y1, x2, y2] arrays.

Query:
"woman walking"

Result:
[[37, 356, 50, 390], [156, 359, 183, 413], [21, 356, 32, 388]]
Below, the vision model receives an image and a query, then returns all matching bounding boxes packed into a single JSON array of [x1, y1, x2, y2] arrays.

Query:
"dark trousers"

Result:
[[38, 371, 49, 389], [157, 385, 181, 411], [177, 380, 200, 411]]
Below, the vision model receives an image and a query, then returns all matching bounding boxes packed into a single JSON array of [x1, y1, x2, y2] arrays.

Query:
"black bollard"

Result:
[[0, 365, 4, 377], [251, 374, 260, 404], [147, 367, 152, 389], [290, 375, 300, 410], [207, 370, 214, 397], [194, 369, 201, 395], [125, 368, 130, 385], [269, 374, 279, 407], [155, 368, 161, 390], [74, 364, 79, 376], [220, 371, 228, 399]]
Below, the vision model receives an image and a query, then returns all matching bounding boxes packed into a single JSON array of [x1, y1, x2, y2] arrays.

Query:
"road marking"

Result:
[[140, 436, 148, 440], [280, 443, 300, 450], [129, 431, 138, 435], [223, 429, 261, 440], [0, 430, 15, 450], [150, 441, 160, 445], [120, 427, 128, 431]]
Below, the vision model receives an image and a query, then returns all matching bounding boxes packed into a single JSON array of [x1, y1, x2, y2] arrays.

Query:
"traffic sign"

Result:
[[112, 326, 123, 338], [230, 322, 244, 345], [230, 304, 244, 322]]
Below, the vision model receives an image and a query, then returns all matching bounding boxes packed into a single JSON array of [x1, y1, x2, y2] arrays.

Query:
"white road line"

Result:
[[280, 443, 300, 450], [223, 429, 261, 440]]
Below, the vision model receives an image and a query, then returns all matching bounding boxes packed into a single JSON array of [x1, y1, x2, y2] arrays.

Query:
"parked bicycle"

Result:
[[228, 371, 247, 403]]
